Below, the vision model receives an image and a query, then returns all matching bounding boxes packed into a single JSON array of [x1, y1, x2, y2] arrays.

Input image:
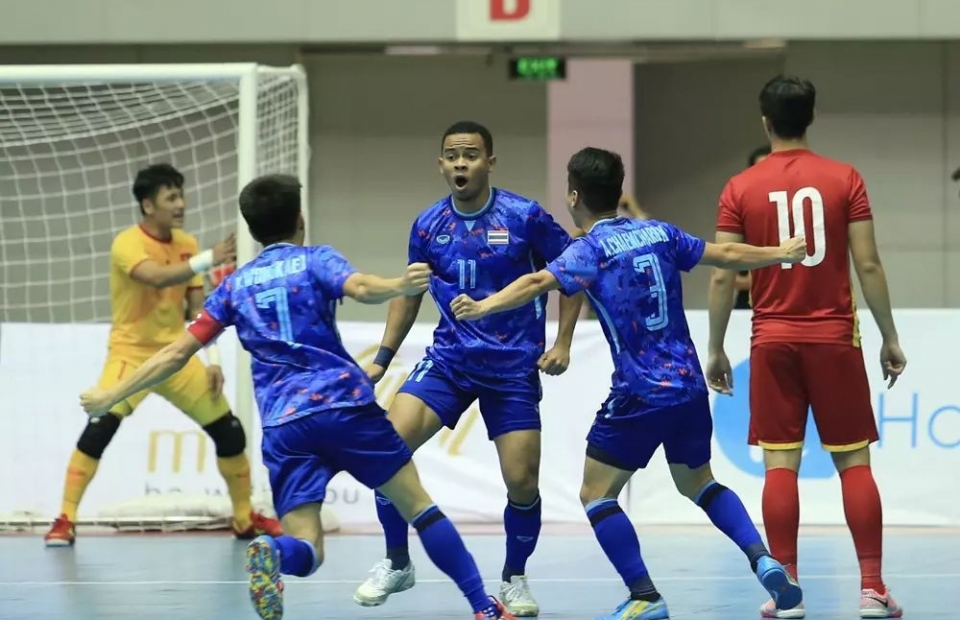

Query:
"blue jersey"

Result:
[[410, 188, 571, 378], [545, 217, 708, 408], [194, 243, 375, 428]]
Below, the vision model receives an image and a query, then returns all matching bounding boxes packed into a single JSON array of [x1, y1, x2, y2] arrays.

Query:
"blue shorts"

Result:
[[260, 403, 413, 518], [586, 391, 712, 471], [397, 356, 542, 440]]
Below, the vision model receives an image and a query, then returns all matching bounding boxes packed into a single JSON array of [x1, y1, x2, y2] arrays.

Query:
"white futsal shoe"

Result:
[[499, 575, 540, 617], [353, 559, 416, 606]]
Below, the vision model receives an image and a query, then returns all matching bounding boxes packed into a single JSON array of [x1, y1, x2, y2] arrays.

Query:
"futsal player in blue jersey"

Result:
[[78, 174, 519, 620], [354, 121, 582, 616], [451, 147, 807, 620]]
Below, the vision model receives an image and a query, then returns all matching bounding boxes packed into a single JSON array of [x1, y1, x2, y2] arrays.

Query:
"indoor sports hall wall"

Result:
[[4, 42, 960, 317], [635, 41, 960, 309]]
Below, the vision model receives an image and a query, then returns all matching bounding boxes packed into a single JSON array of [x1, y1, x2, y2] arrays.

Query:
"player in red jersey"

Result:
[[706, 76, 907, 620]]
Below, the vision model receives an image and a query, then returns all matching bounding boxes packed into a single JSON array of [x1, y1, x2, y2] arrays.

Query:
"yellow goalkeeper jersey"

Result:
[[107, 225, 204, 356]]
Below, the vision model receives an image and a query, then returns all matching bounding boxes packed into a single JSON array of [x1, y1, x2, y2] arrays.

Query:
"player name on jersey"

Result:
[[597, 225, 669, 259], [234, 255, 308, 289]]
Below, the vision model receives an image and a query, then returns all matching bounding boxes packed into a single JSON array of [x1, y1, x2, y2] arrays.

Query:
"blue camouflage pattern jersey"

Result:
[[545, 217, 708, 409], [190, 243, 376, 428], [410, 188, 572, 378]]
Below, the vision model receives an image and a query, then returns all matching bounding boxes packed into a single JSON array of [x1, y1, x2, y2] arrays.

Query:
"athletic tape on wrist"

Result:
[[189, 249, 215, 274]]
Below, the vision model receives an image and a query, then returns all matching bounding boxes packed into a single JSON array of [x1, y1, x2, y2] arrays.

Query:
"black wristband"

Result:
[[373, 346, 396, 368]]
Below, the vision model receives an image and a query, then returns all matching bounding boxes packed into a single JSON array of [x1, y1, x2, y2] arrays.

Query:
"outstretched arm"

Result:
[[699, 236, 806, 271], [80, 332, 205, 417], [452, 270, 561, 321], [129, 234, 236, 289], [342, 264, 429, 305]]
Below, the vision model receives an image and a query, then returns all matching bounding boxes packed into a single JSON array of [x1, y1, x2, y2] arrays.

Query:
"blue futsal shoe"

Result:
[[246, 535, 285, 620], [595, 597, 670, 620], [756, 555, 803, 611]]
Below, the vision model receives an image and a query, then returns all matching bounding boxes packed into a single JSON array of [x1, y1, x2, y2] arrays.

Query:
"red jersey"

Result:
[[716, 149, 872, 346]]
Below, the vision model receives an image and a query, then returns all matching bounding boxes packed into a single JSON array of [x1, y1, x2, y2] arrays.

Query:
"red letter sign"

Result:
[[490, 0, 530, 21]]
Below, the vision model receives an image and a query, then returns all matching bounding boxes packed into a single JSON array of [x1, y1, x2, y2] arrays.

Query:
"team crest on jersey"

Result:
[[487, 229, 510, 245], [435, 234, 451, 245]]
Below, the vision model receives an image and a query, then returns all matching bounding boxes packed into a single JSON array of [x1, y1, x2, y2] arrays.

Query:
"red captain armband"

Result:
[[188, 310, 225, 345]]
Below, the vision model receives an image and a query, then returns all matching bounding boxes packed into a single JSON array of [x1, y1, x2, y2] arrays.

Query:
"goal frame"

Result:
[[0, 62, 311, 530]]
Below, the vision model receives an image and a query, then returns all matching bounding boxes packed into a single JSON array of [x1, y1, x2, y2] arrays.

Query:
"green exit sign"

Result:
[[509, 57, 567, 81]]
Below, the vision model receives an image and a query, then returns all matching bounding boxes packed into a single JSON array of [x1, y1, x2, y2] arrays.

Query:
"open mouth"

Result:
[[454, 175, 468, 190]]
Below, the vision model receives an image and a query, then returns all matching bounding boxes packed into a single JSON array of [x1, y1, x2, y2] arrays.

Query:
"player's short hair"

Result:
[[567, 147, 625, 213], [239, 174, 302, 245], [748, 145, 772, 167], [132, 163, 184, 215], [441, 121, 494, 156], [759, 75, 816, 139]]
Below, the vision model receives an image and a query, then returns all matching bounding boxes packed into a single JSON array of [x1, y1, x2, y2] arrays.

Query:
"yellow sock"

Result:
[[61, 449, 99, 522], [218, 454, 253, 530]]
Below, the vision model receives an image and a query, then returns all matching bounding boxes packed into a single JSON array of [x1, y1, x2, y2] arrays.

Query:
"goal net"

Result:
[[0, 63, 339, 534]]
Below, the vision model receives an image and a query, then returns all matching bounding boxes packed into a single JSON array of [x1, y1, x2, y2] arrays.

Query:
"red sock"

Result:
[[762, 467, 800, 580], [839, 465, 885, 593]]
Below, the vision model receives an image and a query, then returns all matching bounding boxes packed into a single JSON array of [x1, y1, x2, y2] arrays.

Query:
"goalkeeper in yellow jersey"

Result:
[[45, 163, 283, 547]]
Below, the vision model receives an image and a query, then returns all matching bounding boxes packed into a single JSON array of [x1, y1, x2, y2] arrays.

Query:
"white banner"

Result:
[[0, 311, 957, 527]]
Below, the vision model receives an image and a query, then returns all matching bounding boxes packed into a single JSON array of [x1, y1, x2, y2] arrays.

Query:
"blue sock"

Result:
[[586, 498, 659, 601], [412, 504, 492, 614], [695, 480, 769, 570], [273, 536, 320, 577], [502, 494, 542, 582], [375, 490, 411, 569]]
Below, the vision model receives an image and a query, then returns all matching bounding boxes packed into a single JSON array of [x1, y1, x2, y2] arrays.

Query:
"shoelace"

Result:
[[371, 562, 396, 587], [502, 581, 526, 599]]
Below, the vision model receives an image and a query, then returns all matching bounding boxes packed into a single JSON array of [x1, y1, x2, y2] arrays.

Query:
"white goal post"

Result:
[[0, 63, 339, 533]]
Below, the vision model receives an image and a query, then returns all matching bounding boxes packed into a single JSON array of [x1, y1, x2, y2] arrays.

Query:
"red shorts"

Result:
[[748, 342, 878, 452]]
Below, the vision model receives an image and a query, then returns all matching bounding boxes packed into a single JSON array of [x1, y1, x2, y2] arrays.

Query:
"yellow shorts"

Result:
[[98, 352, 231, 427]]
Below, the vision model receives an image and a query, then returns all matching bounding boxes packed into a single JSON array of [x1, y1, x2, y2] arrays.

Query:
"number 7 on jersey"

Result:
[[769, 187, 826, 269], [255, 286, 295, 342]]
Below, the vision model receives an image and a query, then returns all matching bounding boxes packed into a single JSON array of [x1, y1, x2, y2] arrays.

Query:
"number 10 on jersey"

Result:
[[769, 187, 825, 269]]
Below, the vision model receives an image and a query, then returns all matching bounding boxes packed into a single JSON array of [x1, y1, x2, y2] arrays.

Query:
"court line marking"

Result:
[[3, 573, 956, 586]]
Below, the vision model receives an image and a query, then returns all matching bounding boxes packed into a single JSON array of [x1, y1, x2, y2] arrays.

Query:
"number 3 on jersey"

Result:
[[633, 254, 668, 331], [769, 187, 826, 269]]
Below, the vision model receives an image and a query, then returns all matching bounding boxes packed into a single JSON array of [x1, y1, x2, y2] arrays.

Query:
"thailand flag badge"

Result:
[[487, 229, 510, 245]]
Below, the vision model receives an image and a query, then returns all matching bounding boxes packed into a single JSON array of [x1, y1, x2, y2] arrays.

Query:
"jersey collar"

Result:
[[262, 242, 297, 252], [587, 216, 623, 233], [450, 187, 497, 220]]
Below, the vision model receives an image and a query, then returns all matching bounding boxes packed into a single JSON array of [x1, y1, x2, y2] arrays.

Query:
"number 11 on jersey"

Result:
[[769, 187, 826, 269], [457, 259, 477, 290]]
